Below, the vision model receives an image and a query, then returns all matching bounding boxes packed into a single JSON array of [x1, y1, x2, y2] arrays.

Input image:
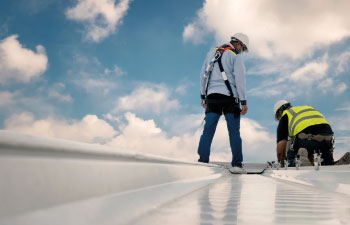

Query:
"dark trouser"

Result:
[[197, 112, 243, 167], [287, 138, 334, 166], [198, 94, 243, 167]]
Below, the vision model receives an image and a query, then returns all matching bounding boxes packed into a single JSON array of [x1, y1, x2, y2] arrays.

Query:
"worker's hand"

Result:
[[240, 105, 248, 115], [201, 99, 207, 109]]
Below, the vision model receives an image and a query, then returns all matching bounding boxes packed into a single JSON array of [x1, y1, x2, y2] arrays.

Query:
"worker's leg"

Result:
[[298, 139, 334, 165], [224, 113, 243, 168], [319, 141, 334, 165], [286, 149, 297, 166], [198, 112, 221, 163]]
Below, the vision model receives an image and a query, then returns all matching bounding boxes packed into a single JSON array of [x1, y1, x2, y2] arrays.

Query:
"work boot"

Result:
[[335, 152, 350, 165], [229, 167, 247, 174], [297, 148, 312, 166]]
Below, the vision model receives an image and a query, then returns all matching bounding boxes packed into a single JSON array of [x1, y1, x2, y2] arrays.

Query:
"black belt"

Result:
[[206, 98, 239, 104]]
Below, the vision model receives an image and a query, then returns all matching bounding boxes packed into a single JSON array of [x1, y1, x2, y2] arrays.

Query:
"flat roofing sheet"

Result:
[[135, 174, 350, 225]]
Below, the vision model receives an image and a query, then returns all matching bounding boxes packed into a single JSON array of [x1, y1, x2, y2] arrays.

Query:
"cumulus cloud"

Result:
[[184, 0, 350, 59], [4, 112, 117, 143], [183, 23, 207, 44], [107, 113, 275, 162], [66, 0, 132, 42], [3, 110, 276, 162], [107, 112, 200, 160], [114, 85, 180, 115], [0, 35, 48, 83]]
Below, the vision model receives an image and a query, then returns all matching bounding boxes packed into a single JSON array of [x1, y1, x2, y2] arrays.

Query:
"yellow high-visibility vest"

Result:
[[282, 106, 329, 137]]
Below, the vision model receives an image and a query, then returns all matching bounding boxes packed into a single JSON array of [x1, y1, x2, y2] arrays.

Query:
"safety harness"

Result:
[[204, 44, 239, 103]]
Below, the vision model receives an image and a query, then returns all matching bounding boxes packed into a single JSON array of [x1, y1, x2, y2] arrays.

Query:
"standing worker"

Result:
[[273, 100, 335, 167], [197, 33, 249, 174]]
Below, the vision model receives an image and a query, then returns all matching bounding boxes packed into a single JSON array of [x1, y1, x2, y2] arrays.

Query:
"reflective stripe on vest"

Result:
[[282, 106, 329, 137]]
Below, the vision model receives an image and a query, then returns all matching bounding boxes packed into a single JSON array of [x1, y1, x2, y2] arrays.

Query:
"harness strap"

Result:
[[217, 56, 237, 102], [204, 45, 239, 103]]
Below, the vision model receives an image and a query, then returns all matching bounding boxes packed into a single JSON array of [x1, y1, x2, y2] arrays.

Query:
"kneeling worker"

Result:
[[274, 100, 335, 167]]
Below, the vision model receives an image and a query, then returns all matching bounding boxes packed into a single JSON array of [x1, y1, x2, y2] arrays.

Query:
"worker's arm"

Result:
[[241, 105, 248, 115], [200, 50, 214, 100], [276, 140, 287, 166], [231, 54, 246, 104]]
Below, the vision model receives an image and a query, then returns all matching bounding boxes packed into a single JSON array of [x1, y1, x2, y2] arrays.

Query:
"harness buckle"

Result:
[[214, 51, 221, 60]]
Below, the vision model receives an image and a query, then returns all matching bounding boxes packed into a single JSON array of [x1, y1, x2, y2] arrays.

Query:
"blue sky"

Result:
[[1, 0, 349, 162]]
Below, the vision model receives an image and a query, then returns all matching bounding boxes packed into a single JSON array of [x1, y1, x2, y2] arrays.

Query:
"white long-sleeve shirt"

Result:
[[200, 45, 247, 104]]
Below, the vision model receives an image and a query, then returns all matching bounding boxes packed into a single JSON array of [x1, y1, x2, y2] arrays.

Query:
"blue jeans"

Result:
[[198, 112, 243, 167]]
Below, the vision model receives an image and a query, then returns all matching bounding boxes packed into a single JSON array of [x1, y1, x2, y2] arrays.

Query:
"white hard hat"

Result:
[[231, 33, 249, 52], [273, 100, 290, 121]]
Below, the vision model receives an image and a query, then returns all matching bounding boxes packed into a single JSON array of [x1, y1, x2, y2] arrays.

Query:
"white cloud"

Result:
[[107, 113, 275, 163], [328, 115, 350, 132], [4, 112, 117, 143], [66, 0, 132, 42], [0, 35, 48, 83], [247, 59, 294, 76], [103, 113, 122, 123], [163, 113, 203, 136], [0, 91, 15, 107], [3, 110, 276, 162], [336, 51, 350, 75], [248, 87, 282, 98], [72, 72, 117, 96], [333, 136, 350, 161], [327, 113, 350, 160], [175, 84, 188, 95], [67, 54, 118, 96], [107, 112, 199, 160], [115, 85, 180, 115], [183, 23, 206, 44], [335, 106, 350, 112], [184, 0, 350, 59], [104, 65, 125, 76], [318, 78, 333, 90], [248, 53, 348, 98], [289, 59, 329, 84], [333, 82, 347, 95], [48, 83, 73, 103]]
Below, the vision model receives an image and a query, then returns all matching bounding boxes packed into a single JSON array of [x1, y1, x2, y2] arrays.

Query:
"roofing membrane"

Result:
[[0, 131, 349, 225]]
